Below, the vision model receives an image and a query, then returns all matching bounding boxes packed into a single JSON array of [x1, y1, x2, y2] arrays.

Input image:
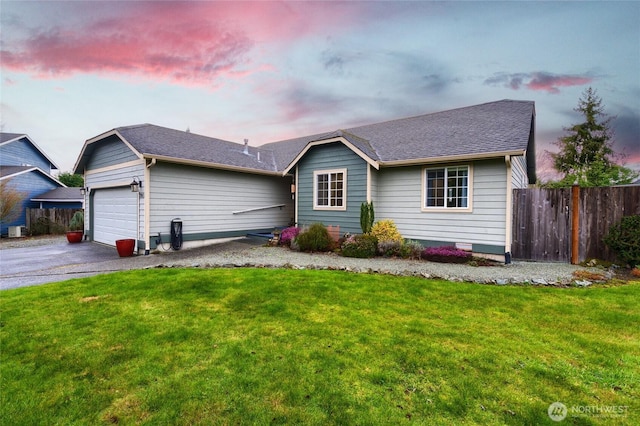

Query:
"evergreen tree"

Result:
[[547, 87, 638, 187], [58, 172, 84, 187]]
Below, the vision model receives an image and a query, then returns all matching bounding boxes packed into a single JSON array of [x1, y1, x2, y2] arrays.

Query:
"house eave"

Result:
[[73, 129, 143, 174], [31, 198, 83, 203], [144, 155, 283, 176], [282, 136, 380, 176], [378, 150, 526, 167], [0, 166, 66, 186]]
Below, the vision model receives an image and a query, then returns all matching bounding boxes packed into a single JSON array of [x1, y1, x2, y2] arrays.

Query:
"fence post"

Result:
[[571, 185, 580, 265]]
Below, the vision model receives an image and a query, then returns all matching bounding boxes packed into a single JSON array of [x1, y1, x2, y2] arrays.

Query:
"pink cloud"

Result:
[[1, 2, 362, 86], [485, 71, 593, 94], [526, 72, 593, 94]]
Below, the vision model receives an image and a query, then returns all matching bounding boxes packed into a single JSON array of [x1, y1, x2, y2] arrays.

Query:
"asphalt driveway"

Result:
[[0, 237, 256, 290], [1, 235, 270, 290], [1, 239, 130, 289]]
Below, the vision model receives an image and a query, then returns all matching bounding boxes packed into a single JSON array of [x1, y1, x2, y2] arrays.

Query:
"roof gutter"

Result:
[[31, 198, 83, 202], [143, 154, 283, 177], [378, 149, 526, 168]]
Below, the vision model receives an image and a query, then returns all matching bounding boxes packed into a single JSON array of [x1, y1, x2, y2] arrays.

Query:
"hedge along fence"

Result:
[[25, 208, 83, 235], [512, 185, 640, 263]]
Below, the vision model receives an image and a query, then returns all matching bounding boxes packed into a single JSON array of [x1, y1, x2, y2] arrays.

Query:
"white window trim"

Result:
[[421, 164, 473, 213], [313, 168, 347, 211]]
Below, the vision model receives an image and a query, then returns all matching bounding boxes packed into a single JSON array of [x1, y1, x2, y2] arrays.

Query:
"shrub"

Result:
[[294, 223, 332, 252], [279, 226, 300, 247], [377, 240, 402, 257], [422, 246, 472, 264], [603, 215, 640, 267], [370, 219, 403, 243], [30, 217, 65, 236], [341, 234, 378, 258], [69, 211, 84, 231], [360, 201, 375, 234], [399, 240, 423, 260]]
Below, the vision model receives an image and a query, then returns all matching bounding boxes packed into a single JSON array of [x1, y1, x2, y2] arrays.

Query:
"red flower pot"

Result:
[[66, 231, 83, 243], [115, 239, 136, 257]]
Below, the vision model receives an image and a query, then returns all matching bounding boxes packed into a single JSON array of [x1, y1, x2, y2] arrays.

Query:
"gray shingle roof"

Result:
[[342, 99, 534, 162], [115, 124, 279, 173], [0, 165, 34, 178], [31, 187, 83, 201], [78, 100, 534, 175], [264, 99, 534, 171], [0, 133, 25, 144]]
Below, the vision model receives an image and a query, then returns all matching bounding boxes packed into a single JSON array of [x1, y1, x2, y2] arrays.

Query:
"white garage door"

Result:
[[93, 187, 138, 246]]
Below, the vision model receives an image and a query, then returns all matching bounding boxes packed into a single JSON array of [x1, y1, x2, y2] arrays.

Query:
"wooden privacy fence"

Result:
[[512, 186, 640, 263], [26, 208, 83, 235]]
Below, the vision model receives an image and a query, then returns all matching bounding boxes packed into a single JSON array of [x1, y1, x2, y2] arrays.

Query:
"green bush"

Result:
[[604, 215, 640, 267], [29, 217, 65, 236], [294, 223, 332, 252], [69, 211, 84, 231], [377, 239, 423, 259], [341, 234, 378, 258], [399, 240, 423, 260], [360, 201, 375, 234], [377, 240, 402, 257]]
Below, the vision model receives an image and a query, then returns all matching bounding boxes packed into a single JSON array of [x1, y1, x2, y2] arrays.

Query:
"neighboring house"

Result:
[[31, 187, 84, 209], [73, 100, 536, 261], [0, 133, 64, 235]]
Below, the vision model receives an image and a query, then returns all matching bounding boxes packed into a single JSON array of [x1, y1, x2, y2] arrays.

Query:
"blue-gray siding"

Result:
[[149, 162, 293, 239], [296, 143, 368, 235], [1, 137, 55, 172], [86, 137, 139, 170], [375, 159, 508, 250]]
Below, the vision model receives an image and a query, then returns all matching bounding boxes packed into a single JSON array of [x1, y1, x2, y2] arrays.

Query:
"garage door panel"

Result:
[[93, 188, 137, 246]]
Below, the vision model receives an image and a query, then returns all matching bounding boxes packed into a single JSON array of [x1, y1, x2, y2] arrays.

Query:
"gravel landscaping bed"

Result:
[[2, 236, 610, 286], [152, 240, 607, 286]]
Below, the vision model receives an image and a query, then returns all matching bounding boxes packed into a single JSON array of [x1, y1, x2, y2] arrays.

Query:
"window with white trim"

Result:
[[314, 169, 346, 210], [424, 166, 469, 209]]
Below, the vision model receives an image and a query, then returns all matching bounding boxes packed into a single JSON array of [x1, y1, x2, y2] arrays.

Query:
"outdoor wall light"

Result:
[[80, 187, 87, 196], [130, 177, 143, 193]]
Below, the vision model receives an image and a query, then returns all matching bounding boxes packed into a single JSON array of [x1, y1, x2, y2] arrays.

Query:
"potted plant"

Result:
[[66, 211, 84, 243]]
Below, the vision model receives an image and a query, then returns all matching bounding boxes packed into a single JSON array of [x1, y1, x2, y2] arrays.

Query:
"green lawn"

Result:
[[1, 269, 638, 425]]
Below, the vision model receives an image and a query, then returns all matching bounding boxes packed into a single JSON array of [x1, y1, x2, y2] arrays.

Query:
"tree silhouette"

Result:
[[548, 87, 637, 187]]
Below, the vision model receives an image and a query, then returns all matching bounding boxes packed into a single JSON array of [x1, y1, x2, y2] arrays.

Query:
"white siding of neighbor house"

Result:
[[148, 162, 293, 238], [85, 161, 146, 241], [511, 155, 529, 189], [375, 159, 507, 247]]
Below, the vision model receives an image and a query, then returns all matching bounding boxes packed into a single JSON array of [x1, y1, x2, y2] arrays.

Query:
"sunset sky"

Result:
[[1, 1, 639, 180]]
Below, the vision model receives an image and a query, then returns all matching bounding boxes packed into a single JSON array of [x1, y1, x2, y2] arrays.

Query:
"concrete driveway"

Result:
[[1, 239, 137, 289], [1, 236, 262, 290]]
